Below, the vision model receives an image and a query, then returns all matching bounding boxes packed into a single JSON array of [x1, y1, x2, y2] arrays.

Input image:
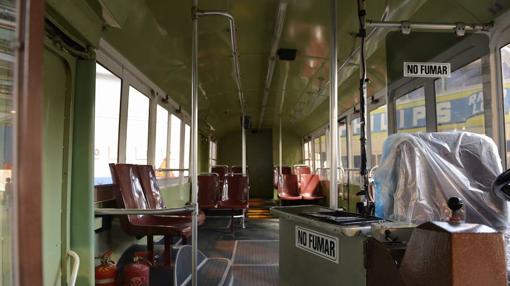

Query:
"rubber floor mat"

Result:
[[232, 265, 278, 286], [233, 240, 279, 265]]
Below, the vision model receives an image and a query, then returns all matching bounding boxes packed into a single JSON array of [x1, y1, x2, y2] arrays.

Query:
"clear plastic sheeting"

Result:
[[374, 132, 508, 231]]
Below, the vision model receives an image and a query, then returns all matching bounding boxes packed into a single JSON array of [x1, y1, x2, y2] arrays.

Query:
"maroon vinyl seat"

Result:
[[198, 173, 220, 209], [219, 174, 249, 209], [136, 164, 205, 225], [211, 165, 229, 185], [294, 165, 311, 189], [219, 173, 249, 232], [278, 174, 302, 201], [273, 166, 292, 189], [299, 174, 324, 200], [109, 163, 192, 265]]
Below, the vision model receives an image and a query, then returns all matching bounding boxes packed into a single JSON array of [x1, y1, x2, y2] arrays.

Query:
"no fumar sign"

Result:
[[404, 62, 451, 78]]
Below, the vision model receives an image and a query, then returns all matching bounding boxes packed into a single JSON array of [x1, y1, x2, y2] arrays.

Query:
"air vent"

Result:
[[277, 48, 297, 61]]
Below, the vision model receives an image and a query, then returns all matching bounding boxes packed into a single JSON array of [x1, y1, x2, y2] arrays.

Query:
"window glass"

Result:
[[209, 141, 217, 168], [183, 124, 190, 176], [350, 118, 361, 168], [303, 141, 311, 166], [502, 44, 510, 164], [313, 137, 320, 171], [126, 86, 149, 164], [155, 105, 168, 176], [396, 87, 426, 133], [339, 120, 348, 167], [169, 114, 181, 177], [435, 59, 484, 134], [94, 64, 121, 184], [370, 105, 388, 166], [0, 6, 15, 283], [320, 134, 328, 169]]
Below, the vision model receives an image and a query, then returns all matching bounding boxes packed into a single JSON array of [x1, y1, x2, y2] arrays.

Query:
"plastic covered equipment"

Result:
[[374, 132, 508, 231]]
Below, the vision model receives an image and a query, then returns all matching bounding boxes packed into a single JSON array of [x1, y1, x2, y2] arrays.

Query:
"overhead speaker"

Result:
[[277, 48, 297, 61], [240, 115, 251, 130]]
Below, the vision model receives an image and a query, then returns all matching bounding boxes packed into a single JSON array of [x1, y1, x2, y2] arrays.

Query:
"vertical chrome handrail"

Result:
[[67, 250, 80, 286], [191, 1, 199, 285], [329, 0, 339, 209]]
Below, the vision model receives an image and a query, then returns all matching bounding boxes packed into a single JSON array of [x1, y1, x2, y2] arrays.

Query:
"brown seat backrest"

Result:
[[230, 166, 248, 175], [273, 166, 292, 188], [224, 174, 249, 203], [278, 174, 300, 197], [110, 163, 149, 225], [136, 165, 166, 209], [198, 173, 220, 208], [300, 174, 322, 198], [211, 165, 229, 184], [294, 165, 311, 188]]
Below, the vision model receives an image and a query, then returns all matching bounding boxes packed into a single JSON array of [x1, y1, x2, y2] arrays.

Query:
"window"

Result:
[[155, 105, 168, 177], [126, 86, 150, 164], [313, 137, 321, 170], [94, 64, 121, 184], [396, 87, 426, 133], [502, 44, 510, 165], [320, 134, 328, 169], [209, 141, 217, 168], [435, 59, 484, 134], [370, 105, 388, 166], [183, 124, 190, 176], [169, 114, 181, 177], [303, 140, 312, 166], [350, 118, 361, 168], [339, 119, 348, 167]]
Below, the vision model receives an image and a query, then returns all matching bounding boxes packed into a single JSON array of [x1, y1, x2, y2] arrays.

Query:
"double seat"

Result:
[[199, 165, 250, 231], [276, 165, 324, 205], [109, 163, 205, 266]]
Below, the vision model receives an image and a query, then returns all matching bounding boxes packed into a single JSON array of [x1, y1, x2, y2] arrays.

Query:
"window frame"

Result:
[[96, 40, 192, 186]]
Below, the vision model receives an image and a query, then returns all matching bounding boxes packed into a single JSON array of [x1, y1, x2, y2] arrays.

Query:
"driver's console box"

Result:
[[366, 221, 507, 286]]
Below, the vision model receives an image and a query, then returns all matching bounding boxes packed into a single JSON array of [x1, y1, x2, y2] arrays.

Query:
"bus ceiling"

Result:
[[46, 0, 510, 137]]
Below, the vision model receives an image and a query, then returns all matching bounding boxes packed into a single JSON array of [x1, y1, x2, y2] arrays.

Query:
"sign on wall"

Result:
[[404, 62, 451, 78], [295, 226, 339, 263]]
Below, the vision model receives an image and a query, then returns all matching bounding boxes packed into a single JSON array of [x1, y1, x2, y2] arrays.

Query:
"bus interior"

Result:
[[4, 0, 510, 285]]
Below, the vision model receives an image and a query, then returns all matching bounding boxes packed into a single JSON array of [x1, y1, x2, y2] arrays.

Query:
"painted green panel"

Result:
[[43, 48, 73, 286], [198, 135, 210, 173], [218, 130, 273, 198], [272, 128, 303, 166], [46, 0, 104, 47], [70, 59, 95, 286], [161, 183, 191, 208]]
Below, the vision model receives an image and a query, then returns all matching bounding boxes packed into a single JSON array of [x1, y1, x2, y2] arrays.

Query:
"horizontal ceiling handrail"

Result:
[[196, 10, 245, 115]]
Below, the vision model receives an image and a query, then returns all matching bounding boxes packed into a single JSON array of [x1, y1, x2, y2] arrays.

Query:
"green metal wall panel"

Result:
[[70, 59, 96, 286]]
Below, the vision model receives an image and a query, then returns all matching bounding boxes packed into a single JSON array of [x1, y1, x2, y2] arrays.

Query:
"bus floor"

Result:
[[116, 200, 280, 285]]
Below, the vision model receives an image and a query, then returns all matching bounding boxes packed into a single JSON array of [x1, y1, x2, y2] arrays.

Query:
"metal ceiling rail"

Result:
[[366, 20, 492, 35], [257, 0, 288, 130], [196, 10, 246, 115]]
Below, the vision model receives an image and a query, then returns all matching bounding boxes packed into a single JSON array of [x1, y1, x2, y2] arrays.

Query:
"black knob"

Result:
[[447, 197, 463, 212]]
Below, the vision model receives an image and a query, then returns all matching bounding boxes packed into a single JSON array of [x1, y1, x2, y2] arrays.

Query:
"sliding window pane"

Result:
[[155, 105, 168, 176], [435, 59, 484, 134], [183, 124, 190, 176], [126, 86, 149, 164], [94, 64, 121, 184], [339, 120, 348, 167], [319, 134, 328, 169], [350, 118, 361, 168], [169, 114, 181, 177], [396, 87, 426, 133], [502, 44, 510, 164], [314, 137, 320, 170], [370, 105, 388, 166]]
